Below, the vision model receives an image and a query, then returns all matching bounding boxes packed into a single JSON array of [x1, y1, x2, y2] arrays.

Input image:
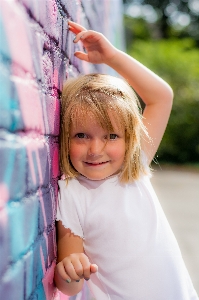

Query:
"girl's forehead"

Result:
[[71, 113, 99, 129], [70, 107, 124, 132], [70, 108, 98, 125]]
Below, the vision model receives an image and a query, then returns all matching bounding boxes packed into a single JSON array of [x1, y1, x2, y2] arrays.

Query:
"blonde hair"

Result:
[[60, 73, 149, 183]]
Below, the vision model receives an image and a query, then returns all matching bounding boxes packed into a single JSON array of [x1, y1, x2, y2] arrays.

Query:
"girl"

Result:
[[54, 21, 198, 299]]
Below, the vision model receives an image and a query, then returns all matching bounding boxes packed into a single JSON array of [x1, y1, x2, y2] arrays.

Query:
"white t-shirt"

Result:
[[56, 173, 198, 300]]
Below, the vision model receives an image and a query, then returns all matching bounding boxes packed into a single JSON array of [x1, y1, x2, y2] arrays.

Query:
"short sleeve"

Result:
[[56, 180, 84, 239]]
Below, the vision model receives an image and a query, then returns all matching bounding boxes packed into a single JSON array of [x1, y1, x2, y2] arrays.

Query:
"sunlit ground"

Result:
[[151, 167, 199, 295]]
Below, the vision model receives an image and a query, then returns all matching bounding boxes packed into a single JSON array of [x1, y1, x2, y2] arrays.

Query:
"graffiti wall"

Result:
[[0, 0, 124, 299]]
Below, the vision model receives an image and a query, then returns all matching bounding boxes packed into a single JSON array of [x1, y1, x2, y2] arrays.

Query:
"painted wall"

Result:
[[0, 0, 124, 299]]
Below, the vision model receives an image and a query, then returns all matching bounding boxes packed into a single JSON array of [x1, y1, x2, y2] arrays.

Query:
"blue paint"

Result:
[[0, 13, 23, 132], [0, 69, 24, 131], [0, 11, 9, 56], [0, 213, 9, 277], [0, 259, 24, 300], [33, 236, 46, 287], [7, 194, 39, 262], [0, 133, 26, 200], [31, 282, 46, 300], [24, 249, 36, 299]]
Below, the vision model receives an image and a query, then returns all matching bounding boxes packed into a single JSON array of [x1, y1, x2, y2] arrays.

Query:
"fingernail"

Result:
[[73, 36, 76, 42], [66, 279, 71, 283], [76, 279, 80, 282], [84, 277, 90, 281]]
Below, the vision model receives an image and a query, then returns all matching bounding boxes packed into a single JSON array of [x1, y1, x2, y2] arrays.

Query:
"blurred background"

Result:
[[122, 0, 199, 294], [123, 0, 199, 166]]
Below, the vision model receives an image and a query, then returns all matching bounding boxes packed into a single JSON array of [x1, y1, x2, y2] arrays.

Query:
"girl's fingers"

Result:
[[68, 26, 80, 35], [56, 262, 72, 283], [79, 255, 92, 280], [90, 264, 98, 274], [73, 30, 88, 43], [56, 254, 97, 283], [63, 260, 82, 281], [71, 259, 85, 278], [68, 20, 87, 32], [74, 51, 89, 62]]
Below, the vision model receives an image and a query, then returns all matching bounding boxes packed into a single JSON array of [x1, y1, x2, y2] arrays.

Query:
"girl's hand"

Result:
[[55, 252, 98, 283], [68, 20, 117, 64]]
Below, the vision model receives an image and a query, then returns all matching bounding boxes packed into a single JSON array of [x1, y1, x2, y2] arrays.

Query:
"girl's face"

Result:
[[69, 112, 126, 180]]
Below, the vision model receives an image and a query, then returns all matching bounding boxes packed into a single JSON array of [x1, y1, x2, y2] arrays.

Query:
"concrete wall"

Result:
[[0, 0, 124, 299]]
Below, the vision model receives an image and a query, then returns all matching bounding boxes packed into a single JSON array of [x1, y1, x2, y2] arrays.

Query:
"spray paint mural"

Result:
[[0, 0, 124, 299]]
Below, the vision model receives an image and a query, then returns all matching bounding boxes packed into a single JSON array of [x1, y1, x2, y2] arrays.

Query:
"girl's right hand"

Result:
[[55, 253, 98, 283], [68, 20, 117, 65]]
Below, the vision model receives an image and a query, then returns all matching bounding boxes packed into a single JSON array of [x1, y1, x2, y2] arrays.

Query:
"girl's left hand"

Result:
[[68, 20, 117, 65]]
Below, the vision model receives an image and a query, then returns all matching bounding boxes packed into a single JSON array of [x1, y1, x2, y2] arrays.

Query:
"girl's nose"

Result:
[[88, 139, 104, 156]]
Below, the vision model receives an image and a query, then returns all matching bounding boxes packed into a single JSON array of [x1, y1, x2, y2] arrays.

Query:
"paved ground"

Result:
[[151, 168, 199, 295]]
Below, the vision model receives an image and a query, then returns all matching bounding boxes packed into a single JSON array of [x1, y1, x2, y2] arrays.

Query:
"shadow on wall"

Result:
[[0, 0, 124, 299]]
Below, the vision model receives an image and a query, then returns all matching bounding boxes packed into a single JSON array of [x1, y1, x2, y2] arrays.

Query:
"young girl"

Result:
[[54, 21, 198, 299]]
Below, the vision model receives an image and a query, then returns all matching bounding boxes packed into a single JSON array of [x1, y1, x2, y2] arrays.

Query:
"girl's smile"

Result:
[[84, 161, 110, 166], [69, 114, 126, 180]]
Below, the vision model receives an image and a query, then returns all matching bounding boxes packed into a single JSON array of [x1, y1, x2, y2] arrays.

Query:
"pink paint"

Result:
[[48, 0, 58, 26], [58, 292, 69, 300], [2, 2, 45, 135], [42, 259, 69, 300], [54, 96, 60, 135], [53, 69, 59, 91], [1, 1, 34, 74], [42, 260, 58, 300], [46, 95, 60, 135], [0, 200, 8, 226], [0, 183, 9, 207], [52, 290, 69, 300], [52, 147, 59, 179], [15, 80, 45, 134]]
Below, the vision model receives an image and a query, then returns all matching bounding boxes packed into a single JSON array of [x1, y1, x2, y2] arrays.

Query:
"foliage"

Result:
[[127, 38, 199, 163], [123, 0, 199, 44], [124, 15, 152, 41]]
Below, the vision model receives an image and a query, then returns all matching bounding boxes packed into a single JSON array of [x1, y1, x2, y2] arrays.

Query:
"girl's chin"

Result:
[[79, 171, 119, 181]]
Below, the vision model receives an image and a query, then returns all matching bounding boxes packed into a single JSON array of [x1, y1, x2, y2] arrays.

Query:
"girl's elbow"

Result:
[[164, 85, 174, 107], [169, 86, 174, 102]]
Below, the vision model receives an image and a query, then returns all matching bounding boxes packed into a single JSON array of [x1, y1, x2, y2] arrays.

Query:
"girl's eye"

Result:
[[75, 133, 87, 139], [109, 134, 118, 140]]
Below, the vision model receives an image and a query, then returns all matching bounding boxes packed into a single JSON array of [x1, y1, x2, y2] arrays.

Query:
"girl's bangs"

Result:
[[69, 97, 123, 133]]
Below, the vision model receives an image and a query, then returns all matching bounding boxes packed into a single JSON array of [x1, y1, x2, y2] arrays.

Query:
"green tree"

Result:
[[123, 0, 199, 44], [128, 38, 199, 163]]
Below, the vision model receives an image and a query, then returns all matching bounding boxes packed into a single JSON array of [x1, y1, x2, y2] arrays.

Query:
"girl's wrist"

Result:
[[103, 47, 119, 66], [105, 49, 125, 69]]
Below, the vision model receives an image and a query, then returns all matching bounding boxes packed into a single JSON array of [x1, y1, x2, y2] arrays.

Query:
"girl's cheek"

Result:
[[69, 142, 84, 159], [108, 141, 126, 158]]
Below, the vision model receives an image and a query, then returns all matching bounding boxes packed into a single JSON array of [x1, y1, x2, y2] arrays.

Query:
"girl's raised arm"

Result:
[[69, 20, 173, 163], [107, 50, 173, 163]]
